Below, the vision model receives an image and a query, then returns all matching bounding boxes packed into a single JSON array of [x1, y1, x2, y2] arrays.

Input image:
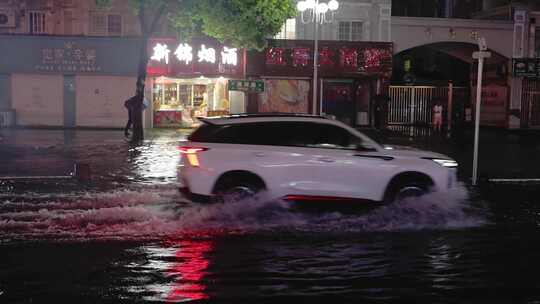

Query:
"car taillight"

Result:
[[178, 146, 208, 167]]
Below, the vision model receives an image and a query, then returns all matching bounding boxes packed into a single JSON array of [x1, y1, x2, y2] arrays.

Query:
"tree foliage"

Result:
[[96, 0, 295, 49], [171, 0, 296, 50]]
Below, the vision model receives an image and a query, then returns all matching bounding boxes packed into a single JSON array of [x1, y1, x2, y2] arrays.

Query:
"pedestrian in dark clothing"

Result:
[[373, 94, 389, 129], [124, 95, 138, 137]]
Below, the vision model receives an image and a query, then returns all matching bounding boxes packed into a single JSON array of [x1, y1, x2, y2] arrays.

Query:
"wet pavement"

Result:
[[1, 127, 540, 303]]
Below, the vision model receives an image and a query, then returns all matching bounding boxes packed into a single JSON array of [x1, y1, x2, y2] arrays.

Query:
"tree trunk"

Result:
[[131, 35, 149, 143], [130, 3, 166, 143]]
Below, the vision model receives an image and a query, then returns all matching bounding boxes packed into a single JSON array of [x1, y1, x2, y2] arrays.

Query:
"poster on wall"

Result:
[[472, 84, 508, 127], [258, 79, 310, 113]]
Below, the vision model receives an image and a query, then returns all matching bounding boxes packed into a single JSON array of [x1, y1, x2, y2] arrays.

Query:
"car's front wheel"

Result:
[[384, 175, 433, 204]]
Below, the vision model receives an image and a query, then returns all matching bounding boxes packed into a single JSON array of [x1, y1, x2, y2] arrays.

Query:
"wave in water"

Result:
[[0, 183, 485, 241]]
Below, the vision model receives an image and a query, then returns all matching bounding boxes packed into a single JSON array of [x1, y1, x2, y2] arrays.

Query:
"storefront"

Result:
[[246, 39, 393, 127], [0, 35, 140, 128], [146, 38, 245, 128]]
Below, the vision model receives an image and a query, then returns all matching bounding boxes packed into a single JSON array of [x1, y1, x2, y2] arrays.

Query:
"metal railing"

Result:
[[522, 79, 540, 128], [388, 85, 468, 125]]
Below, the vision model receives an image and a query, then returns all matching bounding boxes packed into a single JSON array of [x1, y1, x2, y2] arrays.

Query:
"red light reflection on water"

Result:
[[166, 240, 213, 302]]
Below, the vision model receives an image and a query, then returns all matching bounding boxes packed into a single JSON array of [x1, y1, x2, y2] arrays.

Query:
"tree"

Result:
[[96, 0, 296, 142]]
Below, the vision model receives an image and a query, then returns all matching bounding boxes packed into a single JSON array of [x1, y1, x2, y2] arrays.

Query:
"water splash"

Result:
[[175, 183, 485, 232], [0, 183, 485, 242]]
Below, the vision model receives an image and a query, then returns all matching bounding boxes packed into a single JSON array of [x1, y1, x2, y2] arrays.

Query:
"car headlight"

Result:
[[424, 158, 458, 168]]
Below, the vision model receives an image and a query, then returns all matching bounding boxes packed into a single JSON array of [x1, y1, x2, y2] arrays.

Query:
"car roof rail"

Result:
[[196, 113, 328, 124]]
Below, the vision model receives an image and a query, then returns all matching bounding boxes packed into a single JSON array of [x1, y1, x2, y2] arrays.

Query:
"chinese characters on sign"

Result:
[[263, 44, 392, 75], [292, 48, 310, 67], [266, 48, 287, 66], [221, 47, 238, 66], [513, 58, 540, 78], [228, 79, 265, 93], [35, 42, 102, 73], [339, 48, 358, 69], [151, 43, 171, 64], [174, 43, 193, 64], [150, 42, 237, 66], [198, 44, 216, 63], [319, 47, 335, 67]]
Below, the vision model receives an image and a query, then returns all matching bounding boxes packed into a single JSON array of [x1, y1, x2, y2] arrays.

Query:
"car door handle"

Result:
[[354, 154, 394, 161], [254, 152, 266, 157], [316, 157, 335, 163]]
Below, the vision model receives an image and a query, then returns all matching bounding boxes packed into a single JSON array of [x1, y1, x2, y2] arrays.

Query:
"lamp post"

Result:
[[297, 0, 339, 115]]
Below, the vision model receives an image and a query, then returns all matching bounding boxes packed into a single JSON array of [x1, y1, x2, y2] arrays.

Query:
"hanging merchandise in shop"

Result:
[[147, 38, 244, 77]]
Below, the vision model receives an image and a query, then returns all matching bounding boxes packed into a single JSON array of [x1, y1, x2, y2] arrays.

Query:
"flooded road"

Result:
[[1, 129, 540, 303]]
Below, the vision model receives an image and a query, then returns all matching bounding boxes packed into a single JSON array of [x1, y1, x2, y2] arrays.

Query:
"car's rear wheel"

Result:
[[212, 175, 264, 204]]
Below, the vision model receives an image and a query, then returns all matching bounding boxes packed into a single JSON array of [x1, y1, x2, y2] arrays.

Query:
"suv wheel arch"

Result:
[[383, 171, 435, 204]]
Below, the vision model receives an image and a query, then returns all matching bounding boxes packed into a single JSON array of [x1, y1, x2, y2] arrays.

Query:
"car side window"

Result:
[[211, 124, 260, 144], [206, 121, 362, 150], [308, 123, 362, 150]]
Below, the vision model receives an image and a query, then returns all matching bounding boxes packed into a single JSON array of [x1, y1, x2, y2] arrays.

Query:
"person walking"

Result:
[[432, 99, 443, 132], [124, 95, 138, 137]]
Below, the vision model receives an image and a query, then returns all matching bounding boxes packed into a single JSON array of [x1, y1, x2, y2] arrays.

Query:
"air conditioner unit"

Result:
[[0, 9, 16, 28], [0, 110, 15, 127]]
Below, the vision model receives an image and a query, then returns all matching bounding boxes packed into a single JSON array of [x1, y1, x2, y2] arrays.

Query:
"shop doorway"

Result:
[[322, 80, 355, 125], [151, 77, 244, 128], [63, 75, 76, 128]]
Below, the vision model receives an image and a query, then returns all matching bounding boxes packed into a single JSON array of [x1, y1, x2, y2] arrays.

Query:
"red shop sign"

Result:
[[256, 40, 393, 77]]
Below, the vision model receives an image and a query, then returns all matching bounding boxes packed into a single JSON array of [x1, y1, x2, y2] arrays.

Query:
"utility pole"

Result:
[[471, 37, 491, 186]]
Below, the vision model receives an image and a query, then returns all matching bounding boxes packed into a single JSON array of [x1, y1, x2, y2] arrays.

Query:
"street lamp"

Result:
[[297, 0, 339, 115]]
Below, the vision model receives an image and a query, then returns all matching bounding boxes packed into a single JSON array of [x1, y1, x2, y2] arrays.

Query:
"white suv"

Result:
[[179, 114, 457, 204]]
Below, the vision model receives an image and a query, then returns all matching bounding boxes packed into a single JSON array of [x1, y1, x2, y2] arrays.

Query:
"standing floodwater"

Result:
[[1, 129, 540, 303]]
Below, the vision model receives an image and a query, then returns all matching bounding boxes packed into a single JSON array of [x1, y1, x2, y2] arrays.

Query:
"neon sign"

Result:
[[150, 43, 171, 64], [150, 42, 237, 66], [174, 43, 193, 64], [221, 47, 238, 66], [198, 44, 216, 63]]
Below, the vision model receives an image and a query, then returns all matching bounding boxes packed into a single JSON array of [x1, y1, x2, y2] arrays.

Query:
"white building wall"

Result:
[[391, 17, 514, 58], [0, 0, 141, 36], [295, 0, 391, 42], [11, 74, 63, 126]]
